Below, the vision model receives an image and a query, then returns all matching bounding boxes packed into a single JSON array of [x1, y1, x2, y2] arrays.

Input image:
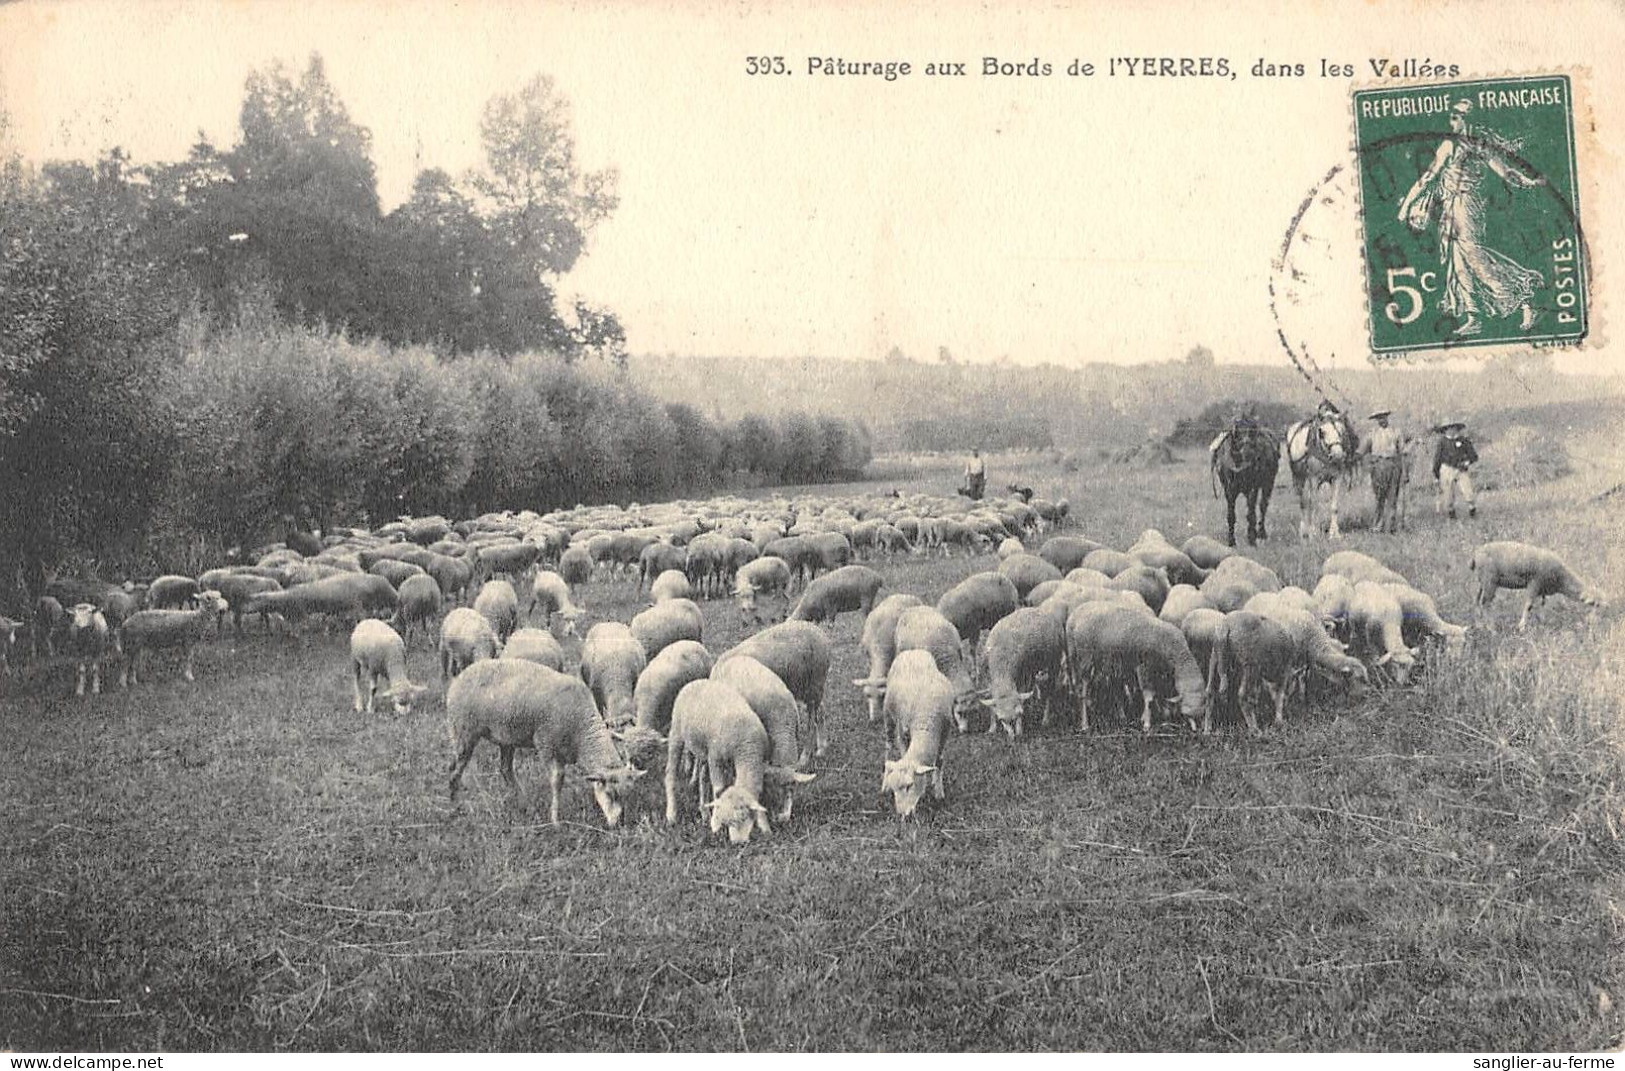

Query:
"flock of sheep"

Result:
[[0, 486, 1606, 845]]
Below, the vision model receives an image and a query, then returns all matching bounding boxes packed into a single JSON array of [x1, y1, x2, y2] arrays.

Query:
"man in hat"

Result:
[[963, 447, 986, 501], [1360, 409, 1407, 533], [1432, 420, 1479, 519]]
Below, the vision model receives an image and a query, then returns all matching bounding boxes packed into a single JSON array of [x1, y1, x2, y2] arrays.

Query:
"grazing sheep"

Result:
[[1179, 608, 1227, 693], [1129, 545, 1210, 587], [981, 607, 1066, 737], [500, 627, 566, 671], [528, 570, 586, 637], [620, 640, 715, 769], [424, 552, 475, 607], [639, 542, 687, 593], [1208, 610, 1296, 735], [1106, 564, 1172, 615], [476, 541, 542, 585], [1243, 592, 1370, 704], [1180, 535, 1237, 571], [390, 574, 444, 649], [733, 556, 794, 623], [445, 659, 646, 826], [212, 574, 283, 636], [1066, 602, 1205, 733], [1159, 584, 1216, 627], [998, 554, 1065, 601], [1024, 579, 1073, 607], [997, 537, 1026, 560], [1322, 549, 1409, 587], [244, 573, 398, 633], [439, 607, 502, 681], [1382, 583, 1468, 651], [665, 679, 776, 844], [630, 598, 704, 660], [761, 536, 820, 591], [145, 574, 201, 610], [1037, 536, 1105, 574], [805, 532, 854, 580], [788, 564, 885, 625], [723, 538, 761, 591], [1470, 541, 1606, 629], [1212, 555, 1284, 593], [369, 559, 427, 589], [1349, 581, 1418, 683], [684, 533, 732, 598], [893, 606, 979, 732], [1064, 568, 1112, 589], [851, 593, 926, 723], [1312, 573, 1357, 641], [66, 603, 111, 696], [716, 621, 831, 763], [349, 619, 428, 714], [649, 569, 692, 604], [1080, 548, 1135, 577], [1199, 573, 1263, 614], [119, 592, 229, 687], [880, 650, 957, 819], [710, 655, 817, 822], [580, 622, 648, 728], [935, 572, 1021, 656], [557, 545, 595, 589], [473, 580, 521, 644]]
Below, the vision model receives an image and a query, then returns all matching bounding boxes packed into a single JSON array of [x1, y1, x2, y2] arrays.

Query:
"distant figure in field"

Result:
[[1360, 409, 1406, 534], [1432, 420, 1479, 519], [962, 448, 986, 501]]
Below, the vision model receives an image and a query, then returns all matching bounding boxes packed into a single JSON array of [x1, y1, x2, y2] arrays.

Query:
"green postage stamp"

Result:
[[1353, 75, 1587, 355]]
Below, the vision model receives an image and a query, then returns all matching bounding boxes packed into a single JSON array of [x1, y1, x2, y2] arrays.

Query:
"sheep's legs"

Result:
[[447, 740, 479, 799], [498, 745, 518, 788], [548, 761, 565, 826]]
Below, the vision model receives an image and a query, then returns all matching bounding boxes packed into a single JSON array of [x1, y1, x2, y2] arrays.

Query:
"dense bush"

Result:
[[1166, 397, 1303, 447]]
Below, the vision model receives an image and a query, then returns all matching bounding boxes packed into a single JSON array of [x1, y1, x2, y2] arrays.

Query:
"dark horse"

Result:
[[1211, 426, 1281, 546]]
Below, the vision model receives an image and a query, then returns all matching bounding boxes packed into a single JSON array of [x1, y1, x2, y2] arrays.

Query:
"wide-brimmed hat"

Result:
[[1433, 420, 1467, 433], [1368, 409, 1392, 420]]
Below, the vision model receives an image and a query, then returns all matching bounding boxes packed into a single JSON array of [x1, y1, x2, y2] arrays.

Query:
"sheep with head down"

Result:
[[1470, 540, 1606, 629], [852, 593, 925, 724], [664, 678, 776, 844], [349, 619, 428, 714], [880, 649, 957, 819]]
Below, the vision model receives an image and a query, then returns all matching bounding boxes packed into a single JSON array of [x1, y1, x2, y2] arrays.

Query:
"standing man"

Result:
[[1432, 420, 1479, 519], [1361, 409, 1405, 533], [964, 448, 986, 501]]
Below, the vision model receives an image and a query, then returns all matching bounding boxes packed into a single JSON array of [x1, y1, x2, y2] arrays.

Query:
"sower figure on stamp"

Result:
[[1432, 420, 1479, 519], [1397, 99, 1548, 338], [1360, 409, 1406, 534]]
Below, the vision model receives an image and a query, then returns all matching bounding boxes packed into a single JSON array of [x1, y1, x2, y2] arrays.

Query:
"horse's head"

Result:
[[1227, 426, 1273, 469], [1317, 417, 1351, 461]]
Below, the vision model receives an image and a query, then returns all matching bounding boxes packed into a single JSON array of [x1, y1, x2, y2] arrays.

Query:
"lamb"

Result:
[[1065, 602, 1206, 733], [981, 607, 1066, 737], [1470, 541, 1606, 629], [390, 574, 444, 649], [145, 574, 201, 609], [892, 606, 979, 732], [1207, 610, 1296, 734], [473, 580, 521, 644], [1348, 581, 1418, 683], [1158, 584, 1216, 627], [619, 639, 715, 769], [580, 622, 648, 728], [445, 659, 646, 826], [648, 569, 692, 604], [1382, 582, 1468, 651], [439, 606, 503, 681], [851, 593, 926, 723], [879, 650, 957, 818], [119, 592, 229, 687], [1037, 535, 1105, 573], [935, 572, 1020, 656], [716, 621, 831, 763], [664, 679, 776, 844], [630, 598, 704, 660], [500, 627, 566, 671], [733, 555, 794, 624], [528, 570, 586, 637], [349, 619, 428, 714], [998, 554, 1065, 600], [788, 564, 885, 625], [710, 655, 818, 822], [66, 603, 111, 696]]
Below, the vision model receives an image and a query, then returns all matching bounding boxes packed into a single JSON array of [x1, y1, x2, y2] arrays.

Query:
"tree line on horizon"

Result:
[[0, 55, 870, 597]]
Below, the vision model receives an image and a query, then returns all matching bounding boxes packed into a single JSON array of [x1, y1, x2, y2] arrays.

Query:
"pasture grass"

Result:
[[2, 441, 1622, 1051]]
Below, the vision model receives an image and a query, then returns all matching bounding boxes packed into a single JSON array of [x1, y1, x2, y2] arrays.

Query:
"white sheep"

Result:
[[710, 655, 817, 822], [893, 606, 978, 732], [439, 606, 502, 681], [733, 555, 793, 624], [119, 592, 229, 687], [1312, 573, 1357, 641], [473, 580, 520, 644], [1322, 549, 1408, 587], [851, 593, 925, 724], [500, 627, 566, 671], [445, 658, 646, 826], [664, 678, 775, 844], [1208, 610, 1296, 734], [1158, 584, 1216, 627], [788, 564, 885, 625], [935, 571, 1021, 659], [981, 606, 1066, 737], [390, 574, 444, 649], [629, 598, 704, 660], [1382, 583, 1468, 652], [1470, 541, 1606, 629], [1348, 581, 1418, 684], [648, 569, 692, 604], [716, 621, 831, 763], [580, 622, 648, 728], [66, 603, 111, 696], [528, 570, 585, 637], [349, 619, 428, 714], [1065, 602, 1206, 732], [619, 640, 715, 770], [880, 650, 956, 818]]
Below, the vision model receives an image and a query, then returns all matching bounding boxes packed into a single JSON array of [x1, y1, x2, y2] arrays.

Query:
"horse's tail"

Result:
[[1210, 446, 1221, 499]]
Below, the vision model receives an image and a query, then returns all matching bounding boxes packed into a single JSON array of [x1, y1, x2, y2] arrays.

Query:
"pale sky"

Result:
[[1, 0, 1619, 374]]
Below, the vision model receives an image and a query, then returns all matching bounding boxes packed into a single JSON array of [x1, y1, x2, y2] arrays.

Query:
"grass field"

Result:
[[3, 412, 1623, 1052]]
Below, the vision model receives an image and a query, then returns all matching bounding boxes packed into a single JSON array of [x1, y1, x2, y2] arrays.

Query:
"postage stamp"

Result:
[[1352, 75, 1587, 355]]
